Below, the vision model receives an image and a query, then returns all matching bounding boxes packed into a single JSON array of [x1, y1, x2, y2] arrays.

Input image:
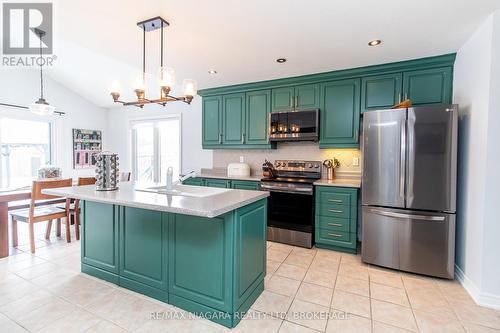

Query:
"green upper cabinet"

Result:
[[271, 84, 319, 112], [403, 67, 452, 106], [222, 93, 246, 145], [319, 78, 361, 148], [202, 96, 222, 146], [245, 90, 271, 145], [295, 84, 320, 110], [271, 87, 294, 112], [361, 73, 403, 112]]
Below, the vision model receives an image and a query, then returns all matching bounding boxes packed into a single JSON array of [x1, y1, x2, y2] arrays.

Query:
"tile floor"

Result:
[[1, 223, 500, 332]]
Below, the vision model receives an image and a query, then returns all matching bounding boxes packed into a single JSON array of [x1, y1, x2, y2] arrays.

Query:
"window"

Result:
[[131, 116, 181, 183], [0, 117, 53, 190]]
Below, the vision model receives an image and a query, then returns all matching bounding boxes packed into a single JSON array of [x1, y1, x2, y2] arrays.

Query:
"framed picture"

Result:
[[72, 129, 102, 169]]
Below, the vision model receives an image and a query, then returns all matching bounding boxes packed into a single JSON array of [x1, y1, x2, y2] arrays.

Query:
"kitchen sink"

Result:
[[136, 184, 231, 198]]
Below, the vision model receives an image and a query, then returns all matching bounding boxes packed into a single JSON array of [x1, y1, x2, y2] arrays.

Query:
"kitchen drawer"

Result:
[[205, 178, 231, 188], [317, 202, 351, 219], [317, 228, 351, 243], [317, 216, 350, 232], [318, 192, 352, 206], [315, 229, 356, 249]]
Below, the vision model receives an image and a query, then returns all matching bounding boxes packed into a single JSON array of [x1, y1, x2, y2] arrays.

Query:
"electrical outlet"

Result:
[[353, 157, 359, 166], [239, 156, 244, 163]]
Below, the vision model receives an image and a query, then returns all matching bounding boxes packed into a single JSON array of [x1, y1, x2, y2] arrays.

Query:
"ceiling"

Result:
[[18, 0, 500, 107]]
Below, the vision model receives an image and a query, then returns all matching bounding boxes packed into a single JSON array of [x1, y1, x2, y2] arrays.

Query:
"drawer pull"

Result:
[[328, 199, 343, 203], [327, 233, 343, 238], [328, 209, 343, 213], [327, 223, 343, 227]]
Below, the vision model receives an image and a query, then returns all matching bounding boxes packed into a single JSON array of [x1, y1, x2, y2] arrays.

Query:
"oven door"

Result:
[[261, 183, 314, 234]]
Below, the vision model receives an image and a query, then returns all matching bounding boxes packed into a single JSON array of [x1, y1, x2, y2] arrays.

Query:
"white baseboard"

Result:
[[455, 264, 500, 310]]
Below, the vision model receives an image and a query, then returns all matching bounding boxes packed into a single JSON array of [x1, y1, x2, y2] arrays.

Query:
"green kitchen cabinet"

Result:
[[205, 178, 231, 188], [295, 84, 320, 110], [202, 96, 222, 147], [315, 186, 359, 253], [119, 207, 169, 301], [231, 180, 260, 191], [81, 201, 119, 282], [222, 93, 246, 145], [319, 78, 361, 148], [245, 90, 271, 145], [403, 67, 452, 106], [271, 86, 294, 112], [361, 73, 403, 112], [182, 177, 205, 186], [271, 84, 319, 112]]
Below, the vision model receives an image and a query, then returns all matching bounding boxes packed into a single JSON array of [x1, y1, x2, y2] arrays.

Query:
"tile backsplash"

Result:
[[212, 142, 361, 178]]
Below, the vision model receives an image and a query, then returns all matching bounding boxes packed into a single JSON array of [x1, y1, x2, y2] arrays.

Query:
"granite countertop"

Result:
[[42, 182, 269, 218], [313, 178, 361, 188]]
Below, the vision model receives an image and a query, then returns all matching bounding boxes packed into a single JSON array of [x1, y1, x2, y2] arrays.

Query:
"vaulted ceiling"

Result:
[[13, 0, 500, 107]]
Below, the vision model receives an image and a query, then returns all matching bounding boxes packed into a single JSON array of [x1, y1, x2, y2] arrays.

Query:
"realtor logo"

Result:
[[2, 3, 53, 55]]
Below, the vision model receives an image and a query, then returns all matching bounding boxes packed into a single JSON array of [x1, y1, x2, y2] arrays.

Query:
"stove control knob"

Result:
[[282, 162, 287, 167], [314, 164, 320, 168], [276, 162, 281, 167], [307, 163, 313, 168]]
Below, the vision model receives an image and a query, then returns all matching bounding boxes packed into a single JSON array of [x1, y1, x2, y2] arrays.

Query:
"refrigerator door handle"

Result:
[[369, 209, 445, 221], [407, 110, 415, 206], [400, 119, 406, 204]]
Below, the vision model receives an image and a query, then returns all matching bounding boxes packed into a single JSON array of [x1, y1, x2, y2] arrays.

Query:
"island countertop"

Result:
[[43, 182, 269, 218]]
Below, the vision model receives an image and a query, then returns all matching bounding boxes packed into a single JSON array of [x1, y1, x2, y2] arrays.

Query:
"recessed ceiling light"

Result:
[[368, 39, 382, 46], [276, 58, 287, 63], [208, 70, 217, 74]]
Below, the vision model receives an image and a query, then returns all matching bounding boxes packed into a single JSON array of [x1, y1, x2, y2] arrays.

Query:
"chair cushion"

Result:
[[10, 205, 66, 220]]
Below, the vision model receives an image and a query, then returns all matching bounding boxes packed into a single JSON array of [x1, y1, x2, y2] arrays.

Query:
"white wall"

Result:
[[453, 10, 500, 309], [0, 69, 108, 179], [106, 96, 212, 176]]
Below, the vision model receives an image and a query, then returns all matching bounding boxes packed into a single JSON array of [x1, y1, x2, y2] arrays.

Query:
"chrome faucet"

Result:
[[166, 168, 196, 191]]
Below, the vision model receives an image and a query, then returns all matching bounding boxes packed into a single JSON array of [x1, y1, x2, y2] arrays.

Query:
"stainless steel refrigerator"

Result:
[[361, 104, 457, 279]]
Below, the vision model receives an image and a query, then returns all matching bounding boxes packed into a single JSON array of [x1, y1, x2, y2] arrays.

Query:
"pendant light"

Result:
[[29, 28, 55, 116], [110, 16, 197, 108]]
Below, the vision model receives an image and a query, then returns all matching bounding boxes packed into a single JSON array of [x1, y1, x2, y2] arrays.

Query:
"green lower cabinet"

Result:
[[231, 180, 260, 191], [119, 207, 168, 301], [81, 201, 119, 283], [81, 199, 267, 328], [315, 186, 359, 253], [182, 177, 205, 186], [205, 178, 231, 188]]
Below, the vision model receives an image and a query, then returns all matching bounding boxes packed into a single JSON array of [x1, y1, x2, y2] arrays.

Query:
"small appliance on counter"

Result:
[[322, 158, 340, 180], [95, 152, 120, 191], [37, 166, 62, 179], [227, 163, 250, 177], [260, 160, 322, 248]]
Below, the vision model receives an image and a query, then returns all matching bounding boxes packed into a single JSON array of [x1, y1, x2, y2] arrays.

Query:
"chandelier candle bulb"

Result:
[[182, 79, 198, 97]]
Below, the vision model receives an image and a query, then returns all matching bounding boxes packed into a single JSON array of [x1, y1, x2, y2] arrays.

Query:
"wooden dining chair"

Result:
[[70, 177, 96, 239], [10, 178, 72, 253]]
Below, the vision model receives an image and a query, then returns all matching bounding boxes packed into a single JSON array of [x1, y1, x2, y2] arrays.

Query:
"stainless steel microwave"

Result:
[[269, 109, 319, 142]]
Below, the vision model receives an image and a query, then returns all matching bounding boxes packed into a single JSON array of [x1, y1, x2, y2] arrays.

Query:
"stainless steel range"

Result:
[[260, 160, 321, 248]]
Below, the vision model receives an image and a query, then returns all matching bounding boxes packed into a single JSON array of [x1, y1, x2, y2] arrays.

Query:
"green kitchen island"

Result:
[[44, 182, 269, 328]]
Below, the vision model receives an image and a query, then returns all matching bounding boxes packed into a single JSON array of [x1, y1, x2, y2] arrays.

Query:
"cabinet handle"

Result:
[[241, 133, 245, 144], [327, 223, 343, 227], [328, 209, 343, 213], [404, 92, 408, 100], [327, 233, 343, 238], [219, 133, 222, 144], [328, 199, 342, 203], [295, 96, 298, 108], [290, 96, 294, 108], [398, 93, 402, 103]]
